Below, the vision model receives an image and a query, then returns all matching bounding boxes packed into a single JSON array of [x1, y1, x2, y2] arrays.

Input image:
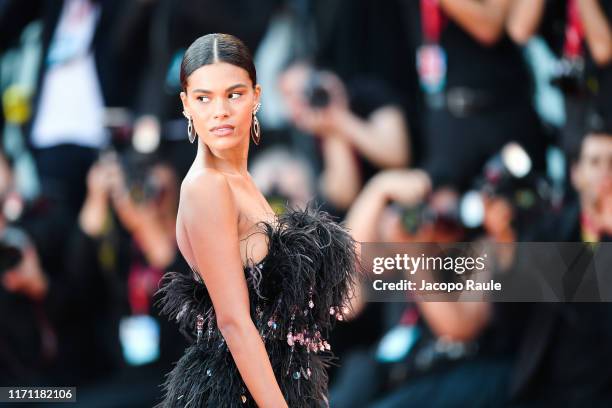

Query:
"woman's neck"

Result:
[[196, 140, 249, 176]]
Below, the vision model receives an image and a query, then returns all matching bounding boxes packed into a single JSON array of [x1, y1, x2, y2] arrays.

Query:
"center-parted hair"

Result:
[[180, 33, 257, 91]]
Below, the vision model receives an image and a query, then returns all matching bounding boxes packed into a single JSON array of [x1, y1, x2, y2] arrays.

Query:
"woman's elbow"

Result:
[[217, 313, 252, 341]]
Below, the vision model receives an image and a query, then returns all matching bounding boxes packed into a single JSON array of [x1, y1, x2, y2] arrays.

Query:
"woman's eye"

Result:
[[229, 92, 242, 100], [197, 96, 210, 103]]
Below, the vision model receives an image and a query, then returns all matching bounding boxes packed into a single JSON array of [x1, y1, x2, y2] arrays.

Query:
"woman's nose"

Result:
[[213, 97, 230, 119]]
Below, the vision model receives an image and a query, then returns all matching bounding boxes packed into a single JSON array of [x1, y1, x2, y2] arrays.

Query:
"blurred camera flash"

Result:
[[3, 193, 24, 222], [460, 190, 485, 228], [132, 117, 160, 154], [502, 142, 531, 178]]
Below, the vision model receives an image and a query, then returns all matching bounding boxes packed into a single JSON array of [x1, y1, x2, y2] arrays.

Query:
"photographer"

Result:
[[508, 0, 612, 158], [505, 121, 612, 404], [399, 0, 545, 191], [0, 0, 132, 218], [329, 171, 497, 407], [63, 150, 190, 405], [279, 62, 411, 212], [335, 141, 556, 407], [344, 171, 490, 338], [0, 150, 58, 385]]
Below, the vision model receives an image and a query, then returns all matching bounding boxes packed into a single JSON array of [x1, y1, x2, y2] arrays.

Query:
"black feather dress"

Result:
[[156, 206, 359, 407]]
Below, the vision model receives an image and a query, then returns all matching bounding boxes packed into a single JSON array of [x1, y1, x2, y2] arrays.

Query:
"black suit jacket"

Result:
[[510, 201, 612, 403]]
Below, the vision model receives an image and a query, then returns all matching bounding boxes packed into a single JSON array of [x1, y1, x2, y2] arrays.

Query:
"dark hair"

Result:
[[569, 110, 612, 163], [180, 33, 257, 91]]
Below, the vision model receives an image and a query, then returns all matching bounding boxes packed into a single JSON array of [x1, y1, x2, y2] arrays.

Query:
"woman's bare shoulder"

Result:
[[179, 168, 237, 217]]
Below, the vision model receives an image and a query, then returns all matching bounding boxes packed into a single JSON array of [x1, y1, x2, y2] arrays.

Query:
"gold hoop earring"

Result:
[[251, 103, 261, 145], [183, 111, 196, 143]]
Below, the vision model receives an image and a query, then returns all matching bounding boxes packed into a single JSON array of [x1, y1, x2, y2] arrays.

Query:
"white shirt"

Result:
[[31, 0, 107, 149]]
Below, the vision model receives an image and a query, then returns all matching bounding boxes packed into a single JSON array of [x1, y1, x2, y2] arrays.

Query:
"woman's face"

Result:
[[180, 62, 260, 152]]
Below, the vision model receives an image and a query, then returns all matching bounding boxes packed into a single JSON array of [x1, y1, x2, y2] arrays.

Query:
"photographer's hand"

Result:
[[113, 198, 176, 269], [2, 246, 48, 301], [293, 102, 346, 138], [507, 0, 546, 44], [79, 162, 111, 237], [346, 169, 432, 244], [440, 0, 512, 46], [105, 159, 146, 233], [578, 0, 612, 66], [107, 163, 176, 269], [372, 169, 432, 207], [314, 71, 411, 168], [287, 70, 349, 137]]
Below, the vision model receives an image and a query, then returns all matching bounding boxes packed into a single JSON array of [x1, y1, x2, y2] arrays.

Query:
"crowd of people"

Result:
[[1, 0, 612, 406]]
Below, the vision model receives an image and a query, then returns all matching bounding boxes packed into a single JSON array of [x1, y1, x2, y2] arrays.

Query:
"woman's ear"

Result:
[[254, 84, 262, 106], [180, 91, 189, 116]]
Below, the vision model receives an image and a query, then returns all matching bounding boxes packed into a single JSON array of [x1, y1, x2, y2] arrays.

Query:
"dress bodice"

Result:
[[157, 206, 359, 407]]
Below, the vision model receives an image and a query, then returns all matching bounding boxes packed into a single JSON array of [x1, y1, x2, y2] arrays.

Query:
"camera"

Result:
[[100, 150, 166, 205], [396, 202, 462, 236], [304, 71, 330, 109], [0, 241, 22, 274], [0, 224, 30, 273], [459, 143, 553, 229]]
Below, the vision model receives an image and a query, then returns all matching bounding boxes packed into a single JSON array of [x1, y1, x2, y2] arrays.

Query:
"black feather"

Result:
[[156, 205, 360, 407]]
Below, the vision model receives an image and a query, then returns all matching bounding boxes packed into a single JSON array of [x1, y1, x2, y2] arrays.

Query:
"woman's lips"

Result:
[[210, 125, 235, 136]]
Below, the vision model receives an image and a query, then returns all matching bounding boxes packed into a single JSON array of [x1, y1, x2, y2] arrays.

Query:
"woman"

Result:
[[156, 33, 358, 407]]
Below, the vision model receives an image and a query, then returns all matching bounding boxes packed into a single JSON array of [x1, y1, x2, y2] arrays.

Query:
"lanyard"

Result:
[[400, 306, 419, 326], [127, 252, 162, 315], [421, 0, 446, 43], [564, 0, 585, 59]]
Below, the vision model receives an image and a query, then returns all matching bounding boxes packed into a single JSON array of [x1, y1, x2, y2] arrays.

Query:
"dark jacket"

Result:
[[510, 200, 612, 404]]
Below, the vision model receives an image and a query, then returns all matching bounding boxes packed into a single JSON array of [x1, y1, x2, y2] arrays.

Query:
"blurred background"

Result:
[[1, 0, 612, 406]]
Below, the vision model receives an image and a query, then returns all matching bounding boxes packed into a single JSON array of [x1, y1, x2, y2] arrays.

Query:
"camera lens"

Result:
[[305, 72, 330, 108]]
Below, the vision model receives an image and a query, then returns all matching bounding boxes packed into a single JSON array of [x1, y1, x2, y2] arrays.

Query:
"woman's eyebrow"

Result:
[[226, 84, 248, 91], [192, 84, 248, 94]]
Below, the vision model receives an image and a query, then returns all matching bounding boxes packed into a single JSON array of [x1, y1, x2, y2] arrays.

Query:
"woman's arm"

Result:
[[440, 0, 513, 46], [181, 170, 288, 408], [506, 0, 547, 44], [578, 0, 612, 65]]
